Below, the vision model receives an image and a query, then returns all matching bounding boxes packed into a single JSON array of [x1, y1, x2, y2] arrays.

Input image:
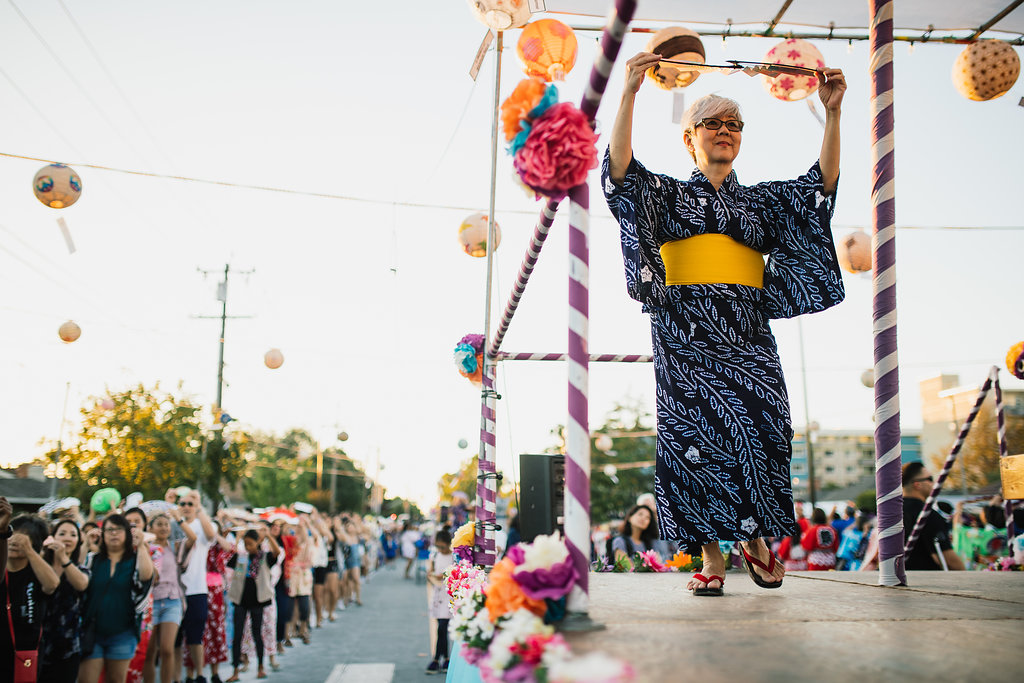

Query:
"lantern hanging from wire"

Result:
[[644, 27, 706, 90], [466, 0, 531, 31], [595, 434, 613, 452], [58, 320, 81, 343], [517, 19, 577, 82], [952, 40, 1020, 101], [860, 369, 875, 388], [1007, 341, 1024, 380], [34, 164, 82, 208], [458, 213, 501, 258], [762, 38, 825, 101], [264, 348, 284, 369], [338, 431, 349, 442], [837, 229, 872, 274]]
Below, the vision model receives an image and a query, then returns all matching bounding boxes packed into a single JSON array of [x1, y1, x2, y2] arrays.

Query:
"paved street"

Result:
[[230, 561, 435, 683]]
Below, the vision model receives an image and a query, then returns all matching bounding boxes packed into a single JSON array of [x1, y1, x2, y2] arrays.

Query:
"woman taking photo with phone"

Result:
[[39, 519, 91, 682]]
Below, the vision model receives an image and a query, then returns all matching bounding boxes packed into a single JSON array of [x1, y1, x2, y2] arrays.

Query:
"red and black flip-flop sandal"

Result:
[[740, 544, 783, 589], [690, 572, 725, 597]]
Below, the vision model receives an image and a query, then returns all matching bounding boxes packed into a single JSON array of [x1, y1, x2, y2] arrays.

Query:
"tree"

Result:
[[588, 400, 657, 525], [47, 383, 246, 504], [241, 428, 317, 508], [381, 496, 424, 520], [929, 396, 1024, 492]]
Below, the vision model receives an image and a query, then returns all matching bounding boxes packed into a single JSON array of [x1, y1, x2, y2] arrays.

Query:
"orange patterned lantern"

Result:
[[264, 348, 284, 369], [58, 320, 81, 343], [1007, 341, 1024, 380], [762, 39, 825, 101], [952, 40, 1020, 101], [644, 27, 706, 90], [458, 213, 501, 258], [837, 230, 872, 274], [466, 0, 531, 31], [517, 19, 577, 82]]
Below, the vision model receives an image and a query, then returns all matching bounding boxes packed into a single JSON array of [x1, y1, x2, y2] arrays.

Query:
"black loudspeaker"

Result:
[[519, 453, 566, 542]]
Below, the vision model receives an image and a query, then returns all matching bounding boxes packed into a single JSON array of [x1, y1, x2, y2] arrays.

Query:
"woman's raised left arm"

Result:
[[817, 68, 847, 196]]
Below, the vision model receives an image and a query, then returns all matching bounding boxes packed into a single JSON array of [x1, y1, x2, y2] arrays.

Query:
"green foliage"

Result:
[[47, 384, 246, 505], [855, 489, 877, 513], [381, 496, 424, 520], [588, 400, 657, 525]]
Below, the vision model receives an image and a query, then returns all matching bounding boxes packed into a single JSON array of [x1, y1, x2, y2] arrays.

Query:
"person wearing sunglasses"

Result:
[[176, 490, 217, 683], [901, 462, 964, 570], [604, 51, 847, 597]]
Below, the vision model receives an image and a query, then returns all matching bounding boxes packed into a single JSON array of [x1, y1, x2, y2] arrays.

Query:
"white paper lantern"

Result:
[[644, 27, 706, 90], [34, 164, 82, 208], [458, 438, 469, 449], [595, 434, 613, 452], [458, 212, 501, 258], [58, 320, 81, 343], [952, 40, 1020, 101], [762, 39, 825, 101], [466, 0, 531, 31], [264, 348, 284, 369], [837, 230, 872, 274], [860, 369, 874, 388], [602, 464, 617, 477]]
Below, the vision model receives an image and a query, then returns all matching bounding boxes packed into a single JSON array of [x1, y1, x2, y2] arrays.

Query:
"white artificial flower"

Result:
[[487, 608, 552, 670], [518, 531, 569, 572]]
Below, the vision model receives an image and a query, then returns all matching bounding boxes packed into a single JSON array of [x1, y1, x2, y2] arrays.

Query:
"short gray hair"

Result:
[[680, 94, 743, 161]]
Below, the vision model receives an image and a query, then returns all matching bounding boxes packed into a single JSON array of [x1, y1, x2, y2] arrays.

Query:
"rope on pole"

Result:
[[487, 199, 560, 358], [476, 362, 498, 566], [496, 352, 653, 362], [868, 0, 906, 587], [994, 369, 1016, 540], [904, 368, 994, 556]]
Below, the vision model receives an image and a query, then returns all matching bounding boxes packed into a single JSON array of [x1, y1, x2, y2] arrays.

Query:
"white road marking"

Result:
[[324, 663, 395, 683]]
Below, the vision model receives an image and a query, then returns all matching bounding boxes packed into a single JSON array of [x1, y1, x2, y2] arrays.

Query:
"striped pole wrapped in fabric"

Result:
[[565, 182, 591, 613], [994, 369, 1016, 540], [904, 368, 993, 556], [868, 0, 906, 587], [476, 361, 499, 566], [495, 352, 653, 362], [487, 199, 560, 359], [562, 0, 636, 620]]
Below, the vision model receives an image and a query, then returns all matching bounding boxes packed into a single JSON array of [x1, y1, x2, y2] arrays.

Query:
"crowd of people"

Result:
[[0, 489, 393, 683]]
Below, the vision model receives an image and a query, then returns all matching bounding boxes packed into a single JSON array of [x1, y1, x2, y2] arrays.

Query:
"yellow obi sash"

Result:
[[660, 234, 765, 288]]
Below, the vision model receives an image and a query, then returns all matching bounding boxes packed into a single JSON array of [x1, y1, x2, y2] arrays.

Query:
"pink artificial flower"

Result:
[[513, 102, 598, 200], [639, 549, 669, 573], [462, 645, 488, 666], [513, 555, 578, 600]]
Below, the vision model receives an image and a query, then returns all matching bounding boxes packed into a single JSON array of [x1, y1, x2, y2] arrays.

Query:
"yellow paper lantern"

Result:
[[517, 19, 577, 82], [466, 0, 531, 31], [458, 213, 501, 258], [952, 40, 1020, 101], [264, 348, 284, 369], [644, 27, 706, 90], [58, 320, 81, 343], [762, 39, 825, 101], [34, 164, 82, 208], [1007, 341, 1024, 380], [837, 230, 872, 274]]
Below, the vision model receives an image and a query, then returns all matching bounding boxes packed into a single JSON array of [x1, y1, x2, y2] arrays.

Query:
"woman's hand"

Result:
[[130, 525, 144, 549], [43, 535, 67, 564], [623, 52, 662, 95], [817, 68, 847, 112]]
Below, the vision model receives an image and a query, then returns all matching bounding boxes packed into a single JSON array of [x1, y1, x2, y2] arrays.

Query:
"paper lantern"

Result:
[[458, 213, 501, 258], [458, 438, 469, 449], [466, 0, 531, 31], [58, 320, 81, 343], [861, 369, 875, 388], [952, 40, 1020, 102], [264, 348, 284, 369], [517, 19, 577, 82], [837, 230, 872, 274], [338, 431, 349, 442], [602, 464, 617, 477], [644, 27, 706, 90], [33, 164, 82, 208], [1007, 341, 1024, 380], [762, 39, 825, 101], [595, 434, 613, 452]]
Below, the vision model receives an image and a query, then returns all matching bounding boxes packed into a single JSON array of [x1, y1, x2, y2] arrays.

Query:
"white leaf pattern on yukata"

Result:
[[741, 516, 758, 535], [815, 191, 825, 208], [684, 445, 700, 462]]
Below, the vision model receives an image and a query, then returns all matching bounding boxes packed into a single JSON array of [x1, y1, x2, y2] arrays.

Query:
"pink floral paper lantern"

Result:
[[762, 38, 825, 102], [458, 213, 501, 258]]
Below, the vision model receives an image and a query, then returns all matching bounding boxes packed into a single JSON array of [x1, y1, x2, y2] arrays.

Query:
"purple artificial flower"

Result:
[[453, 545, 475, 563], [505, 544, 527, 565], [459, 334, 485, 352], [512, 555, 579, 601]]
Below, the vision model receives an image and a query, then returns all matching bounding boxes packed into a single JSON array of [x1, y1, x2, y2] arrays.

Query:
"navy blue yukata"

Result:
[[602, 150, 845, 547]]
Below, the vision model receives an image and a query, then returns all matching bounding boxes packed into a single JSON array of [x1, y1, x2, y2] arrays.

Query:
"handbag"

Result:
[[5, 571, 41, 683]]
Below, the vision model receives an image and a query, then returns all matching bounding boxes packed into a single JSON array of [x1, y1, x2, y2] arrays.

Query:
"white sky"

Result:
[[1, 2, 1021, 510]]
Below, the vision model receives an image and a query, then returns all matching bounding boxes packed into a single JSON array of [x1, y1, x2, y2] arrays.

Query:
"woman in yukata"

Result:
[[603, 51, 847, 597]]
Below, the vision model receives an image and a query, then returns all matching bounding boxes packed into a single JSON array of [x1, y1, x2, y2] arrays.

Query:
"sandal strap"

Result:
[[692, 573, 724, 585], [741, 545, 773, 573]]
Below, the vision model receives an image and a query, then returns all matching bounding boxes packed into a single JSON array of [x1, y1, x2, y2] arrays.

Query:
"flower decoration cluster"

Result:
[[444, 531, 634, 682], [452, 521, 478, 563], [454, 333, 486, 386], [593, 549, 702, 574], [500, 78, 598, 200], [985, 556, 1024, 572]]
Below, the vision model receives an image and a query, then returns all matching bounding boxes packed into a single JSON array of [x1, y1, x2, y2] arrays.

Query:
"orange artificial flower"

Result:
[[665, 551, 694, 569], [484, 558, 547, 623], [500, 77, 547, 142]]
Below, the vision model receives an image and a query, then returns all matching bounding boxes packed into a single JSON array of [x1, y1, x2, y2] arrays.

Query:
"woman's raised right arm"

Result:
[[609, 52, 662, 183]]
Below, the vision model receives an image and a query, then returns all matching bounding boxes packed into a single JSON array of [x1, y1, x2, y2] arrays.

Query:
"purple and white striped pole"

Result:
[[904, 369, 994, 556], [487, 199, 560, 359], [476, 361, 498, 566], [496, 352, 653, 362], [562, 0, 636, 621], [994, 370, 1016, 540], [868, 0, 906, 587]]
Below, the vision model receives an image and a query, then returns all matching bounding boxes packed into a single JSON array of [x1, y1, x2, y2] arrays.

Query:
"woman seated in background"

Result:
[[612, 504, 659, 563]]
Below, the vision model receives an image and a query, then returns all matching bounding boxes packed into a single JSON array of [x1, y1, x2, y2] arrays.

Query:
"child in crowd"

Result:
[[425, 529, 454, 675]]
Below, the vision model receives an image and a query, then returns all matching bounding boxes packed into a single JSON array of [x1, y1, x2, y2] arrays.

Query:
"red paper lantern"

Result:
[[762, 39, 825, 102]]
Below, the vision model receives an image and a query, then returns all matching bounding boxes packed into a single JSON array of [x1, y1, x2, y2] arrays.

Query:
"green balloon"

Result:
[[90, 487, 122, 514]]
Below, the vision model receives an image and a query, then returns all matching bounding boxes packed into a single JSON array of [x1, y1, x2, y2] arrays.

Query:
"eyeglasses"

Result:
[[179, 501, 194, 507], [695, 117, 744, 132], [103, 527, 127, 534]]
